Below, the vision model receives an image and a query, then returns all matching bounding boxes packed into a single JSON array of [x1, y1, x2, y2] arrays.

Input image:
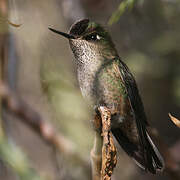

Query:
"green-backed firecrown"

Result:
[[49, 19, 164, 174]]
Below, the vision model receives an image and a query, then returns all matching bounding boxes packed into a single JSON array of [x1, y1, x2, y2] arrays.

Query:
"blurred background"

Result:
[[0, 0, 180, 180]]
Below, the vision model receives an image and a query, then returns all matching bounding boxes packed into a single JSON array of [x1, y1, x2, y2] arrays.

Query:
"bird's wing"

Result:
[[117, 59, 148, 126], [112, 58, 164, 173]]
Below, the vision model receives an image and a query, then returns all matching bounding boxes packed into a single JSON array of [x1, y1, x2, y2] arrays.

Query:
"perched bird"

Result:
[[48, 19, 164, 174]]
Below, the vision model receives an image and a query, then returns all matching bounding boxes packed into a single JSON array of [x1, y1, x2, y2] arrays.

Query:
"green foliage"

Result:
[[108, 0, 142, 25], [0, 139, 44, 180], [0, 108, 44, 180]]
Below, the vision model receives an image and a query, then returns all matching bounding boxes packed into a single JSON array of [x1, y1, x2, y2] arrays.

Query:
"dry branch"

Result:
[[169, 113, 180, 128], [98, 106, 117, 180], [91, 106, 117, 180]]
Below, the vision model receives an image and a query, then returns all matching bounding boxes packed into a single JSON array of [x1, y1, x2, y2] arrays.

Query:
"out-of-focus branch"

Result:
[[0, 86, 44, 180], [91, 114, 102, 180], [0, 1, 44, 178], [0, 0, 8, 82], [170, 140, 180, 163], [91, 130, 102, 180], [169, 113, 180, 128], [149, 128, 180, 180], [0, 83, 88, 167], [91, 107, 117, 180], [0, 83, 74, 152]]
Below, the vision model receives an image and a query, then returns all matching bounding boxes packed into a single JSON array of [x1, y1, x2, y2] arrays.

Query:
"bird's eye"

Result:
[[85, 34, 101, 41]]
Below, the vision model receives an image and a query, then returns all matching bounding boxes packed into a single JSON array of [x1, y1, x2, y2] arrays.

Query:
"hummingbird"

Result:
[[48, 19, 164, 174]]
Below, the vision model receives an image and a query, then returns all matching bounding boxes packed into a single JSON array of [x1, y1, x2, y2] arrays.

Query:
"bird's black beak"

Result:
[[48, 27, 75, 39]]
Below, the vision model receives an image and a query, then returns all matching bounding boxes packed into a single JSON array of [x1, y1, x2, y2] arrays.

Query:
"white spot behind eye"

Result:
[[96, 34, 101, 40]]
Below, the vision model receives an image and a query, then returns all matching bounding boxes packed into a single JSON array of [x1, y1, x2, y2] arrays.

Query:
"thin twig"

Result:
[[169, 113, 180, 128], [7, 19, 22, 27]]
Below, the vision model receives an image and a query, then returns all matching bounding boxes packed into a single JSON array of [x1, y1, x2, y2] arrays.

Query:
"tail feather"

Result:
[[112, 128, 164, 174], [146, 132, 165, 170]]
